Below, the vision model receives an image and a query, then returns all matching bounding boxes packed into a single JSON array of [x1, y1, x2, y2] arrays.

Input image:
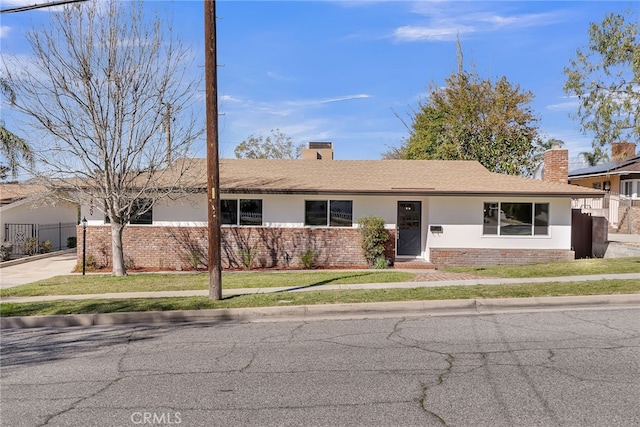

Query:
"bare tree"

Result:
[[3, 0, 203, 275]]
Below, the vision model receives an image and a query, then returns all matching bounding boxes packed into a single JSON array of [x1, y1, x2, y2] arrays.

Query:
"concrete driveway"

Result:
[[0, 251, 77, 289]]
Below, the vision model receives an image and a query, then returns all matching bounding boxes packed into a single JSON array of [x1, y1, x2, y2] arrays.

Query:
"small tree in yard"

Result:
[[3, 0, 202, 275], [358, 215, 389, 267]]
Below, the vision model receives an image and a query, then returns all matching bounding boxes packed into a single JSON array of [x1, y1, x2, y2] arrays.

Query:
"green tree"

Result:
[[234, 129, 303, 159], [564, 9, 640, 151], [0, 77, 32, 180], [580, 147, 610, 167], [532, 138, 564, 176], [398, 44, 541, 175]]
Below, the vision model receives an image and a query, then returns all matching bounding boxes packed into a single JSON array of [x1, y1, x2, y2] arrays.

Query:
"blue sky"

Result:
[[1, 0, 636, 169]]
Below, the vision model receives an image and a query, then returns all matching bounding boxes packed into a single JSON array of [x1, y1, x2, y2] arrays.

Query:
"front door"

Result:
[[397, 201, 421, 256]]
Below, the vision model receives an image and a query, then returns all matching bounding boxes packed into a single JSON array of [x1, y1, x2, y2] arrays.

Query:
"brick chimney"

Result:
[[611, 142, 636, 161], [542, 144, 568, 184], [301, 142, 334, 160]]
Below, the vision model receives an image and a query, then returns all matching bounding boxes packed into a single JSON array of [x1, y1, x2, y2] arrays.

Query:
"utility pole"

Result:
[[164, 102, 172, 165], [204, 0, 222, 300]]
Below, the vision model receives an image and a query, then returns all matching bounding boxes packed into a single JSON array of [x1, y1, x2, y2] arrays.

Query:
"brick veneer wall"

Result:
[[77, 226, 396, 270], [430, 248, 574, 268]]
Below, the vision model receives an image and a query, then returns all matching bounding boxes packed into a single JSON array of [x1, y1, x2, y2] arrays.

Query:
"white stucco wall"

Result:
[[426, 196, 572, 253], [1, 199, 78, 230], [78, 194, 573, 260]]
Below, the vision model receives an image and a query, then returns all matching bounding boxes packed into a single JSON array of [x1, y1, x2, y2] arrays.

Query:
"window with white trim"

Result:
[[304, 200, 353, 227], [483, 202, 549, 236], [221, 199, 263, 225], [621, 180, 640, 199]]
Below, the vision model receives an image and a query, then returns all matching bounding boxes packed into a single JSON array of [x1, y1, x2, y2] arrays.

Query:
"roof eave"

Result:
[[220, 188, 604, 198]]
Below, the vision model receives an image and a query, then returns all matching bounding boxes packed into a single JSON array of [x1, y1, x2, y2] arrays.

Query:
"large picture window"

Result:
[[221, 199, 262, 225], [483, 202, 549, 236], [305, 200, 353, 227]]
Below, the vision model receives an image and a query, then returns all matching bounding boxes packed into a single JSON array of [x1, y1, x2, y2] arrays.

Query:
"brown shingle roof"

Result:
[[207, 159, 602, 197], [0, 183, 47, 205]]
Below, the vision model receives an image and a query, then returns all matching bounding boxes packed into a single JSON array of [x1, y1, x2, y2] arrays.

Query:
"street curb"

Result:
[[2, 294, 639, 329]]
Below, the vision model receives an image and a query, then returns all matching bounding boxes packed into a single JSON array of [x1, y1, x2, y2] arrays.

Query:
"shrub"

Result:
[[238, 247, 257, 270], [188, 250, 201, 269], [373, 256, 389, 269], [23, 237, 39, 256], [1, 242, 13, 262], [358, 215, 389, 267], [67, 236, 77, 248], [78, 255, 98, 271], [124, 255, 136, 270], [300, 249, 314, 269], [39, 240, 52, 254]]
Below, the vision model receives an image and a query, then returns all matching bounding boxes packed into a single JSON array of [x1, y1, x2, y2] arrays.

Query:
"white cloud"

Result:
[[0, 26, 11, 39], [547, 96, 580, 112], [286, 93, 371, 107], [393, 25, 474, 42], [393, 1, 564, 43]]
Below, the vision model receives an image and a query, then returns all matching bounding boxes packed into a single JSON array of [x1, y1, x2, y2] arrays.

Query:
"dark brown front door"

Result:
[[397, 201, 421, 256]]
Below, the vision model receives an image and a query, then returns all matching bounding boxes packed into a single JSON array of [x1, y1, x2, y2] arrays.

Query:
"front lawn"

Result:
[[444, 257, 640, 278], [1, 279, 638, 317], [0, 271, 415, 297]]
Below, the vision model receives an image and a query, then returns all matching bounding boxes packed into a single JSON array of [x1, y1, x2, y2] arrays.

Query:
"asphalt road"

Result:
[[2, 308, 639, 427]]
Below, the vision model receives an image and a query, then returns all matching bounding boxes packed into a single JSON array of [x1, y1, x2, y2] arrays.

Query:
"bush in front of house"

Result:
[[23, 237, 39, 256], [39, 240, 52, 254], [358, 215, 389, 267], [67, 236, 77, 248], [1, 241, 13, 262]]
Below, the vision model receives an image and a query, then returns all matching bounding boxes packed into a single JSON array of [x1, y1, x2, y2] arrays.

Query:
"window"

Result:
[[305, 200, 353, 227], [130, 199, 152, 225], [104, 199, 152, 225], [239, 199, 262, 225], [221, 199, 262, 225], [329, 200, 353, 227], [621, 180, 639, 199], [221, 199, 238, 225], [483, 202, 549, 236]]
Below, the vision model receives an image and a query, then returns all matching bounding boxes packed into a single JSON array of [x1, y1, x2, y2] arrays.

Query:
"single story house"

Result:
[[78, 144, 603, 270], [1, 183, 79, 257]]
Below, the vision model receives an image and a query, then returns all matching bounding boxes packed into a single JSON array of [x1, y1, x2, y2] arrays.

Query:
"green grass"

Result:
[[0, 271, 415, 297], [444, 257, 640, 278], [1, 279, 638, 317]]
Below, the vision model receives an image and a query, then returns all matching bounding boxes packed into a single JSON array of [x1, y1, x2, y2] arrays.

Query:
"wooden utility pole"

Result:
[[204, 0, 222, 300]]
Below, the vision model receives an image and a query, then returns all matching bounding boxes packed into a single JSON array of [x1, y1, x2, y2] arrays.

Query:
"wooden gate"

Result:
[[571, 209, 593, 259]]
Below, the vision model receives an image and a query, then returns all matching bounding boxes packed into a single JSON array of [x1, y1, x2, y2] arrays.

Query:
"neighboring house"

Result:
[[78, 144, 602, 270], [569, 142, 640, 233], [0, 183, 79, 257]]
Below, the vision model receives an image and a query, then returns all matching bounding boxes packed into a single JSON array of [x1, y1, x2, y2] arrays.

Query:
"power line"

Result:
[[1, 0, 87, 14]]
